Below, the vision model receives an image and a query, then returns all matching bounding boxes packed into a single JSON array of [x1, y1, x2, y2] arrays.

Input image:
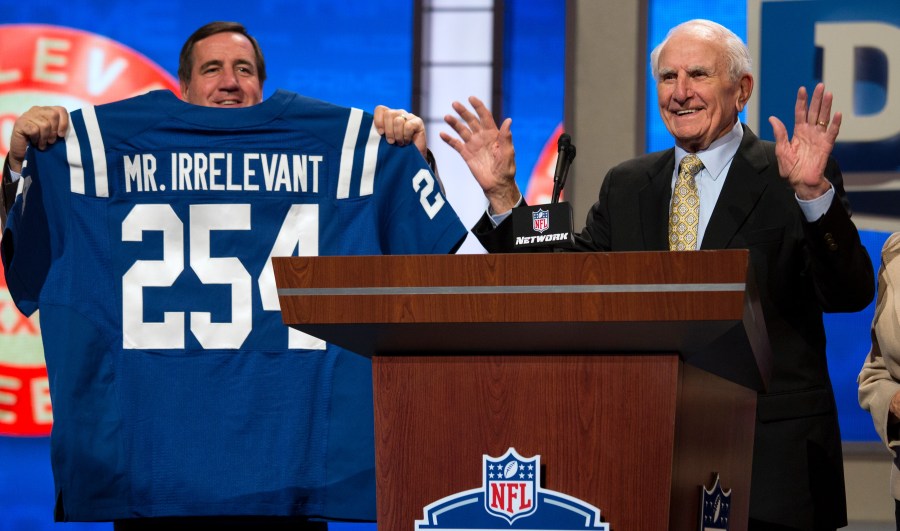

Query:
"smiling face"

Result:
[[180, 31, 263, 108], [655, 30, 752, 153]]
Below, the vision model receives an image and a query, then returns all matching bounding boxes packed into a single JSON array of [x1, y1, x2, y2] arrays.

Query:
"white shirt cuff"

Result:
[[796, 184, 834, 222], [487, 196, 524, 228]]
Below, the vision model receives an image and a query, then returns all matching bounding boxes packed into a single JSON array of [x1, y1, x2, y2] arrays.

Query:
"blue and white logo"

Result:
[[484, 450, 538, 523], [415, 448, 609, 530], [700, 474, 732, 531]]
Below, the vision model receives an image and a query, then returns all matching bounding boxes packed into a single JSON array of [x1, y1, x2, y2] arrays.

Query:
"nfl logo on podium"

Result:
[[485, 449, 538, 523], [700, 474, 731, 531], [532, 208, 550, 233], [415, 447, 609, 530]]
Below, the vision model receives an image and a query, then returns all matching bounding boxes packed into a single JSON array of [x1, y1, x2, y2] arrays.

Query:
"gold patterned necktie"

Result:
[[668, 154, 704, 251]]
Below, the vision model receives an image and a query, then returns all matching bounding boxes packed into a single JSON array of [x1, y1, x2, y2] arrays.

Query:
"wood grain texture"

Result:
[[373, 355, 756, 530]]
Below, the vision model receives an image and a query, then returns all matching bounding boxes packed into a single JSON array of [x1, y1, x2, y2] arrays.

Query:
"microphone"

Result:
[[562, 143, 575, 182], [510, 132, 577, 250], [551, 133, 575, 204]]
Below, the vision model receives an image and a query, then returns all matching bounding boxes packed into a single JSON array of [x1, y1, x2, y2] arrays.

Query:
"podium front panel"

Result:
[[373, 354, 755, 531]]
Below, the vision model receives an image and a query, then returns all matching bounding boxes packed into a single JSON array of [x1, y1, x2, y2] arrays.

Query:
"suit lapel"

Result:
[[638, 150, 676, 250], [701, 126, 772, 250]]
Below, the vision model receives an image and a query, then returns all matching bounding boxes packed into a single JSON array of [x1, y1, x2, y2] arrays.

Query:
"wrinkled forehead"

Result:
[[192, 32, 257, 69], [657, 32, 725, 72]]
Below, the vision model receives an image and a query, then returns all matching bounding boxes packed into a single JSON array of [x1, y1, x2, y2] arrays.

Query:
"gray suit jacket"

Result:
[[474, 125, 875, 529]]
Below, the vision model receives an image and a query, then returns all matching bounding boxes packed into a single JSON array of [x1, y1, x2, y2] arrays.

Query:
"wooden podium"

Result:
[[274, 250, 771, 530]]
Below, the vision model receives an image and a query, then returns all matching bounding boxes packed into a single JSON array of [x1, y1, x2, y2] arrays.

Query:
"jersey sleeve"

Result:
[[374, 139, 467, 255], [1, 146, 53, 316]]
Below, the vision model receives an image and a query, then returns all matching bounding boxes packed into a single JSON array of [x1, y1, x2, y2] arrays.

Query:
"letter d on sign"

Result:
[[816, 22, 900, 142]]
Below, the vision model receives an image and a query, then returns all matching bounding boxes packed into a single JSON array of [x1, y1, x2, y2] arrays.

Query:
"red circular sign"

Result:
[[0, 24, 179, 436], [525, 123, 564, 206]]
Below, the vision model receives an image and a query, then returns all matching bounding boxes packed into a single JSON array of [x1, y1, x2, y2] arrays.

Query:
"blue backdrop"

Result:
[[0, 1, 891, 530]]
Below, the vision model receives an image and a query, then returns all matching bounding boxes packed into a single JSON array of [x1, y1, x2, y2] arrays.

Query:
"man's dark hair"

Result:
[[177, 21, 267, 86]]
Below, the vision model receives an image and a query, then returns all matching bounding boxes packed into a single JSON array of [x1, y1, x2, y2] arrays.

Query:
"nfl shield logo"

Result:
[[532, 208, 550, 233], [700, 474, 732, 531], [484, 449, 539, 523], [416, 447, 609, 530]]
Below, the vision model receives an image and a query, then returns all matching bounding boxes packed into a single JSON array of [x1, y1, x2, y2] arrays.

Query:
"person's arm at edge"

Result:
[[859, 233, 900, 450]]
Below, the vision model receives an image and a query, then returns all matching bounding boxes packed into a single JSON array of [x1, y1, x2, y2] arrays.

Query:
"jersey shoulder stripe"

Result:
[[65, 110, 86, 195]]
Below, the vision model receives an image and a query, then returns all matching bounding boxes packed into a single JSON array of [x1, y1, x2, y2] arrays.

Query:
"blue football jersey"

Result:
[[1, 89, 467, 521]]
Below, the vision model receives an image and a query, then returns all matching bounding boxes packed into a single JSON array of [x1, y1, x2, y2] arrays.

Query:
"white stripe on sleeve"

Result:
[[65, 111, 85, 195], [359, 121, 380, 197], [80, 106, 108, 197], [337, 108, 363, 199]]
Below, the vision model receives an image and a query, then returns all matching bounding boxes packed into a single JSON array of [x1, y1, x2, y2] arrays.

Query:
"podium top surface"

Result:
[[274, 250, 772, 390]]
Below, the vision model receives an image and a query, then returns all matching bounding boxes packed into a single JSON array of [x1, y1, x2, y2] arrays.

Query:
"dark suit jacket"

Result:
[[474, 125, 875, 529], [1, 159, 16, 229]]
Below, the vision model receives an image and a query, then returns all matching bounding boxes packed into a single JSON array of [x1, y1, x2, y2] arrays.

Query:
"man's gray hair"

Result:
[[649, 19, 752, 83]]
